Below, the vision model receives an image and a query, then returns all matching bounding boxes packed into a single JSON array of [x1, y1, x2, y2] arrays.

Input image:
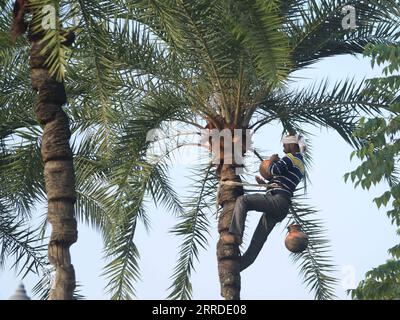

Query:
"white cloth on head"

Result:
[[282, 134, 307, 154], [282, 135, 298, 144]]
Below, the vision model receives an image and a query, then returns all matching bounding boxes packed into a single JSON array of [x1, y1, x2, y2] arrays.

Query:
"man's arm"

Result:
[[269, 154, 293, 175]]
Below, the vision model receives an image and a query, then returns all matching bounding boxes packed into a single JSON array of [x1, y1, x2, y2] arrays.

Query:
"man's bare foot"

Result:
[[221, 232, 242, 245]]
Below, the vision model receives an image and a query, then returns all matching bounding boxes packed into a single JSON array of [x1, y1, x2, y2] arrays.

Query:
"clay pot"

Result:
[[285, 224, 308, 253], [259, 159, 272, 180]]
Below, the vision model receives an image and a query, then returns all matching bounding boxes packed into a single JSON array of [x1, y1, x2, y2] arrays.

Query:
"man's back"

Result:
[[268, 152, 305, 197]]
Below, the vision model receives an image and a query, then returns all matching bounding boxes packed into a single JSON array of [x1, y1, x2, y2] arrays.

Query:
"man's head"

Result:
[[283, 142, 300, 154], [282, 134, 300, 154]]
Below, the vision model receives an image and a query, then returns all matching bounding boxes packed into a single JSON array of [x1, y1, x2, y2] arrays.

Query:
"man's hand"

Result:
[[269, 154, 280, 163], [256, 175, 266, 185]]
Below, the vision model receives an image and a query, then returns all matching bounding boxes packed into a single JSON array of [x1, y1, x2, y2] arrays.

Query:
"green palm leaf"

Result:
[[287, 0, 400, 70], [0, 201, 48, 278], [288, 197, 337, 300], [168, 162, 217, 300], [253, 79, 390, 147]]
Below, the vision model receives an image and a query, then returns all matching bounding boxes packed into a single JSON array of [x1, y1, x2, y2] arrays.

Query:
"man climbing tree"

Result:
[[222, 134, 307, 271]]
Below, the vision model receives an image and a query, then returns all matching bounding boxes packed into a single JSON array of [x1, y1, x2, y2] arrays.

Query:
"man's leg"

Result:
[[228, 194, 271, 240], [239, 194, 291, 271], [240, 213, 277, 271]]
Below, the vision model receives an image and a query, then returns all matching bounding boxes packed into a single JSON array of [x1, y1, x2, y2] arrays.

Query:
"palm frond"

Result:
[[99, 155, 180, 299], [253, 79, 389, 147], [0, 202, 48, 278], [287, 196, 337, 300], [27, 0, 71, 81], [75, 158, 143, 300], [0, 127, 45, 217], [167, 162, 217, 300], [72, 131, 120, 235], [227, 0, 291, 84], [0, 24, 36, 142], [67, 0, 126, 154], [121, 86, 194, 145], [109, 17, 180, 90], [148, 161, 184, 216], [287, 0, 400, 70], [102, 214, 140, 300], [32, 270, 52, 300]]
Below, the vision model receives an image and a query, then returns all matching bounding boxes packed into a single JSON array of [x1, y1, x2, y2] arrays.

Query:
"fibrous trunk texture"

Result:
[[217, 164, 244, 300], [29, 10, 77, 300]]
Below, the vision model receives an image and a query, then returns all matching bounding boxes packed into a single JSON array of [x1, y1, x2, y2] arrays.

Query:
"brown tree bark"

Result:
[[28, 8, 77, 300], [208, 123, 246, 300], [217, 164, 244, 300]]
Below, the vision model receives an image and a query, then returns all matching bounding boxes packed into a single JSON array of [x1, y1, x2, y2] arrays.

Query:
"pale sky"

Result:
[[1, 54, 397, 300]]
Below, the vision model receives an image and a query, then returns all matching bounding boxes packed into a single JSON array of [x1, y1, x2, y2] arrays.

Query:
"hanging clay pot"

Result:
[[285, 224, 308, 253], [259, 159, 272, 180]]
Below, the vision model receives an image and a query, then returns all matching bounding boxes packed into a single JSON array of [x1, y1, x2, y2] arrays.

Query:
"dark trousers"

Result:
[[229, 192, 291, 271]]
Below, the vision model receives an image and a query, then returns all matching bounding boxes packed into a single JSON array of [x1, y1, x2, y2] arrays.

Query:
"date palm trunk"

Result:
[[28, 8, 77, 300], [216, 161, 244, 299]]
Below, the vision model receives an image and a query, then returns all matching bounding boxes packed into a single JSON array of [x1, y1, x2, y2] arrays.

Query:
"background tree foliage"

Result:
[[345, 43, 400, 299]]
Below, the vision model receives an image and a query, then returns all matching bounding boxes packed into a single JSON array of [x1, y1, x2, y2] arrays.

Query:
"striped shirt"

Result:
[[268, 153, 305, 197]]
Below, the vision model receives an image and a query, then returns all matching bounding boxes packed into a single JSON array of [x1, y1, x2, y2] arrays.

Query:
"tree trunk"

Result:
[[29, 10, 77, 300], [217, 164, 244, 300]]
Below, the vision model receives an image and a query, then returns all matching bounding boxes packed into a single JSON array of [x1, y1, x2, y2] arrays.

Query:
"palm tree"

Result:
[[0, 1, 50, 287], [1, 0, 399, 300], [9, 0, 78, 299], [1, 0, 180, 299], [124, 0, 399, 300]]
